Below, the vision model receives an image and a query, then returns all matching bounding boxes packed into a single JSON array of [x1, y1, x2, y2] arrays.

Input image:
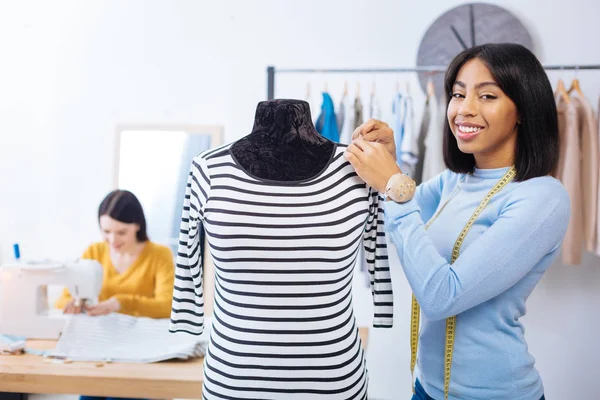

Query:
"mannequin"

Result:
[[230, 99, 336, 181], [171, 101, 393, 400]]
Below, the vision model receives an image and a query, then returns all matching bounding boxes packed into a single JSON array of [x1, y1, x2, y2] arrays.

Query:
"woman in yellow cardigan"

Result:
[[55, 190, 175, 318]]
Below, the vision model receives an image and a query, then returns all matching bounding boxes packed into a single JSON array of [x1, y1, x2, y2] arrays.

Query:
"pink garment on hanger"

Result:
[[555, 97, 582, 265], [597, 96, 600, 256], [570, 94, 599, 253]]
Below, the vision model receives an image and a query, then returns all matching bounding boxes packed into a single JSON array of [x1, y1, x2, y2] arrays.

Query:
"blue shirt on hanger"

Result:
[[315, 92, 340, 142], [392, 93, 405, 161]]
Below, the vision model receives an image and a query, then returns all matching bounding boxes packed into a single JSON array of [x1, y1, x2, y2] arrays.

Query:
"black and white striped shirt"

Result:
[[170, 143, 393, 399]]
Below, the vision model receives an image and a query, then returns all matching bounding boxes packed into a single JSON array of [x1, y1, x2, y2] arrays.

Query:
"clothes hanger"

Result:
[[554, 66, 570, 104], [426, 75, 435, 99], [406, 80, 411, 96], [343, 81, 348, 97], [305, 82, 311, 101], [568, 78, 583, 96], [556, 79, 570, 104], [371, 79, 376, 97], [568, 65, 584, 98], [356, 82, 361, 99]]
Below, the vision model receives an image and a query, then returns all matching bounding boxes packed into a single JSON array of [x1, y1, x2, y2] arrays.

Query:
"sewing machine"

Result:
[[0, 259, 103, 339]]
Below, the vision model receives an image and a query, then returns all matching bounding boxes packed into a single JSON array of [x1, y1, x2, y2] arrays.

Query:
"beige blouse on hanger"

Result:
[[571, 94, 599, 253], [597, 96, 600, 256], [555, 93, 599, 264], [555, 97, 582, 265]]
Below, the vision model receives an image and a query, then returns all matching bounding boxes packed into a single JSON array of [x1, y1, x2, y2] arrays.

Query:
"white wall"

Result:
[[1, 1, 599, 399]]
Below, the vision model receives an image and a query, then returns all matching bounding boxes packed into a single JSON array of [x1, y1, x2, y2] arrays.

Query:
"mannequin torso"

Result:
[[171, 99, 394, 400], [230, 99, 336, 181]]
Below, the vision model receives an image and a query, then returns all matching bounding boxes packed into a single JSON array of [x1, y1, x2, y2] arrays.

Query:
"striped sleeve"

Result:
[[364, 189, 394, 327], [169, 155, 211, 335]]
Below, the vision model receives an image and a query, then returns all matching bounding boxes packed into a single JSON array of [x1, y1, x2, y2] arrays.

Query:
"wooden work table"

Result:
[[0, 328, 369, 399], [0, 340, 203, 399]]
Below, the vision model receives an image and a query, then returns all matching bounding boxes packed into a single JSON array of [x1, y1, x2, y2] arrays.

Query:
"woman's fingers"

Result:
[[361, 130, 382, 142], [87, 308, 99, 316], [351, 119, 379, 140], [343, 151, 360, 169], [86, 305, 99, 316], [345, 140, 386, 170], [352, 119, 388, 140], [351, 119, 396, 159], [63, 301, 81, 314], [354, 137, 377, 151], [86, 304, 110, 316], [345, 142, 365, 162], [345, 136, 402, 192]]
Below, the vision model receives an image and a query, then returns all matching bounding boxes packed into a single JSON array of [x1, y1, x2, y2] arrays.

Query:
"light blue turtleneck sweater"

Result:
[[384, 167, 570, 400]]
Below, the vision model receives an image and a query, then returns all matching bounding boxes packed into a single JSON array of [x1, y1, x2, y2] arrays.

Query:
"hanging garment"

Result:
[[337, 95, 346, 136], [315, 92, 340, 142], [170, 143, 394, 399], [353, 96, 364, 130], [338, 95, 355, 144], [399, 95, 420, 182], [304, 89, 316, 125], [555, 96, 583, 265], [392, 94, 406, 162], [422, 95, 446, 182], [368, 93, 381, 120], [571, 94, 599, 253], [597, 96, 600, 256]]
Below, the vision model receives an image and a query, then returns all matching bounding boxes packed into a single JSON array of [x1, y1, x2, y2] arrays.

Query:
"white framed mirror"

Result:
[[114, 124, 223, 317]]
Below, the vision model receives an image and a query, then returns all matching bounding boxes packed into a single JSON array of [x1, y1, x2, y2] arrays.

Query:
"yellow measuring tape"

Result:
[[410, 166, 516, 400]]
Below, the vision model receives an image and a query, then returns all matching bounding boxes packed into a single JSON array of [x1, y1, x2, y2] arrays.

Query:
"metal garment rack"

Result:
[[266, 64, 600, 100]]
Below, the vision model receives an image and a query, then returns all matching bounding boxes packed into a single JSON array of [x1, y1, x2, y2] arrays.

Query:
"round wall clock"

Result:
[[416, 3, 534, 97]]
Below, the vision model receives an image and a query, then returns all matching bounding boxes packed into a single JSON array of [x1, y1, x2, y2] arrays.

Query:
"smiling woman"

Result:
[[345, 43, 569, 400], [442, 44, 559, 181], [54, 190, 175, 319], [448, 59, 520, 169]]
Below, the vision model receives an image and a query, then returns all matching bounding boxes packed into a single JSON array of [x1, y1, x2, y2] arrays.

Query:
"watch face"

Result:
[[416, 3, 534, 97]]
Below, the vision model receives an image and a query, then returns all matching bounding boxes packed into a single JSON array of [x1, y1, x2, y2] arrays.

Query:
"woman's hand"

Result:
[[86, 298, 120, 316], [352, 119, 397, 159], [62, 298, 85, 314], [344, 137, 402, 193]]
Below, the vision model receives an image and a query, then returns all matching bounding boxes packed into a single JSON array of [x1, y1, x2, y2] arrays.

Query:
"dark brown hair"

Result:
[[98, 190, 148, 242], [442, 43, 559, 181]]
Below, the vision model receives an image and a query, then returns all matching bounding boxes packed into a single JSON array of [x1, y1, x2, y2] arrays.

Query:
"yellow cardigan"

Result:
[[54, 241, 175, 318]]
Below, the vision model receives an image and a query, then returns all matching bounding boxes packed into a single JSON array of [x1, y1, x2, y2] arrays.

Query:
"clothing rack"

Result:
[[266, 64, 600, 100]]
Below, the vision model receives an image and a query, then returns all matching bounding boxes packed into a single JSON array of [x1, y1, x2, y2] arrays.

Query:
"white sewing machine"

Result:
[[0, 259, 103, 339]]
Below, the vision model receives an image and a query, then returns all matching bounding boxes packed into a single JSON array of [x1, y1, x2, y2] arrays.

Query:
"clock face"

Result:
[[416, 3, 533, 97]]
